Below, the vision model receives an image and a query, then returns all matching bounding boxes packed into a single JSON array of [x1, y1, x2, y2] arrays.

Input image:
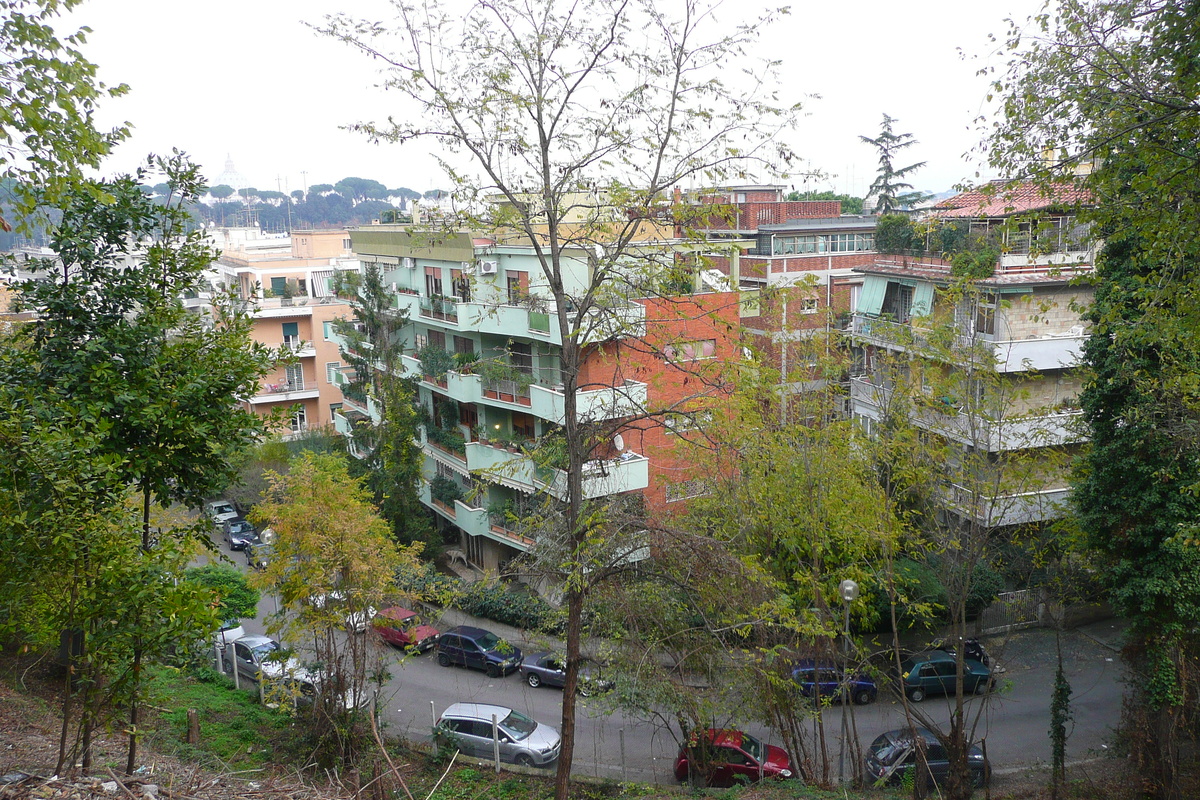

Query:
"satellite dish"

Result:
[[260, 527, 276, 545], [613, 434, 625, 452]]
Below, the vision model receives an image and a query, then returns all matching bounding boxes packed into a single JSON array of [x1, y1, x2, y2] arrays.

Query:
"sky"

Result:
[[64, 0, 1051, 201]]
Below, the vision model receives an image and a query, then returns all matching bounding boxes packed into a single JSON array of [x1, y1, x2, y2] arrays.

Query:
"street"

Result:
[[204, 531, 1124, 786]]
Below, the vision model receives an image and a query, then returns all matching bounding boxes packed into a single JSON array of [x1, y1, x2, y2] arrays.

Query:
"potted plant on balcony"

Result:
[[430, 474, 463, 505], [453, 349, 478, 374], [416, 343, 455, 381]]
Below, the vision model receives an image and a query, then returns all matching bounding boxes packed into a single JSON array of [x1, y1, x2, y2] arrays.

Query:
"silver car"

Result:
[[435, 702, 561, 767]]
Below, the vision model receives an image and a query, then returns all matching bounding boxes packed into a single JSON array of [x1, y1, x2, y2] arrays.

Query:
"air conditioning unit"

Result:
[[402, 257, 415, 269], [479, 260, 498, 275]]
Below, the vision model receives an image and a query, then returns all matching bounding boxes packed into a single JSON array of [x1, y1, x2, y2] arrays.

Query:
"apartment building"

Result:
[[848, 182, 1093, 527], [688, 185, 876, 374], [337, 225, 740, 574], [210, 228, 359, 438]]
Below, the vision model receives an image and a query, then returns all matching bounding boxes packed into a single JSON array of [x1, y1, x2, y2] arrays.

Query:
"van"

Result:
[[435, 625, 522, 677], [435, 702, 561, 767]]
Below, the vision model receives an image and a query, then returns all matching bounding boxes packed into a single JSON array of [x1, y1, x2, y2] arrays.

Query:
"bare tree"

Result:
[[318, 0, 796, 794]]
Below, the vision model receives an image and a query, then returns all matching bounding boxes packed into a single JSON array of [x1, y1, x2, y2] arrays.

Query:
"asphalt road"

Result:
[[202, 529, 1125, 785]]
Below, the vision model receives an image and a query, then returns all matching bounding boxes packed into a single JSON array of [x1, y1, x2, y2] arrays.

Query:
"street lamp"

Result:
[[838, 579, 859, 784]]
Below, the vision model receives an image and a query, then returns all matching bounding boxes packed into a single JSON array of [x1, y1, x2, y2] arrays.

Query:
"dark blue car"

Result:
[[435, 625, 522, 677], [792, 660, 878, 705]]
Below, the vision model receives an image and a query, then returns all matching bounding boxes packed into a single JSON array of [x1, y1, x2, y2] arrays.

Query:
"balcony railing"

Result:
[[419, 296, 458, 322]]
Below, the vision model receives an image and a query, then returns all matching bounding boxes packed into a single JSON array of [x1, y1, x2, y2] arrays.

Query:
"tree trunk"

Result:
[[554, 587, 584, 800]]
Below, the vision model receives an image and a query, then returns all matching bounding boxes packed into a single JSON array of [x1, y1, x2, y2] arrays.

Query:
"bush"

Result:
[[457, 581, 551, 630], [875, 214, 918, 254]]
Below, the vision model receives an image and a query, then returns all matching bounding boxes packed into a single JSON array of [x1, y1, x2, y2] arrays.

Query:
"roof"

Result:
[[930, 180, 1090, 219], [377, 606, 419, 621], [759, 216, 877, 233], [441, 702, 514, 720], [854, 259, 1091, 288]]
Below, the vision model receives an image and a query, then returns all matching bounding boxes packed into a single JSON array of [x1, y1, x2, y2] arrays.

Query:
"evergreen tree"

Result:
[[860, 114, 931, 214]]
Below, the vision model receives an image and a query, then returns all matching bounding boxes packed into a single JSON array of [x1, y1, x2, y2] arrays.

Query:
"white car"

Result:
[[309, 592, 376, 633], [204, 499, 239, 527], [214, 619, 245, 648]]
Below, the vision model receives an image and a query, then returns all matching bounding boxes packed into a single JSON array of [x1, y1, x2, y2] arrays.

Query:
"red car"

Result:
[[674, 729, 793, 787], [371, 607, 440, 652]]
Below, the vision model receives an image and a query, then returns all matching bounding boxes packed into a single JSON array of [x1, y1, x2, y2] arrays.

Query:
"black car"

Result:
[[223, 517, 258, 550], [244, 537, 272, 571], [865, 727, 989, 789], [435, 625, 522, 677]]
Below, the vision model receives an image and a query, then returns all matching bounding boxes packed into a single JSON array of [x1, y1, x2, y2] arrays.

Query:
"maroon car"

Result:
[[674, 729, 793, 787], [371, 607, 440, 652]]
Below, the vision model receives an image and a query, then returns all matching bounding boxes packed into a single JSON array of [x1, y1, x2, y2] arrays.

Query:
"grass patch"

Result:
[[145, 665, 291, 770]]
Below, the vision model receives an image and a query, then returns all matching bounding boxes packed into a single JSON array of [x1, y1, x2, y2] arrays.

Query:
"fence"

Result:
[[979, 589, 1044, 635]]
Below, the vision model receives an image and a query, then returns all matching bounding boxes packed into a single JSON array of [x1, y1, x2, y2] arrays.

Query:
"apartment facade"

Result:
[[210, 228, 360, 438], [338, 226, 739, 574], [848, 183, 1093, 527]]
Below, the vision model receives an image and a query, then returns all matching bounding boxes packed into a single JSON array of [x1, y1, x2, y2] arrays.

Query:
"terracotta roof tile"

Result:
[[931, 181, 1091, 219]]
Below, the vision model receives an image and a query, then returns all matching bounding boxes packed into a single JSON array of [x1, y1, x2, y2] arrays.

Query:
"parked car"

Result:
[[435, 625, 522, 677], [673, 729, 793, 787], [791, 660, 878, 705], [898, 650, 993, 702], [372, 606, 440, 652], [308, 591, 376, 633], [244, 538, 272, 571], [519, 651, 613, 696], [221, 634, 314, 687], [205, 500, 238, 527], [865, 727, 989, 789], [934, 637, 1006, 673], [222, 517, 258, 550], [434, 702, 561, 767]]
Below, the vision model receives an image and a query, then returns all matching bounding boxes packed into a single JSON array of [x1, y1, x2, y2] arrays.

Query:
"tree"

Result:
[[786, 189, 864, 214], [250, 452, 420, 766], [0, 0, 128, 230], [319, 0, 797, 794], [860, 114, 931, 214], [1, 153, 276, 772], [987, 3, 1200, 795], [331, 263, 429, 547], [209, 183, 235, 200], [184, 564, 261, 622]]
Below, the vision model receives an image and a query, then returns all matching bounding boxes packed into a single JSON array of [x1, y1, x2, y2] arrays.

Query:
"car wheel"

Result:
[[515, 753, 535, 768], [974, 680, 989, 695], [437, 652, 451, 667], [909, 687, 926, 703], [485, 663, 500, 678], [578, 685, 592, 698], [526, 672, 541, 688], [854, 689, 874, 706], [971, 768, 987, 788]]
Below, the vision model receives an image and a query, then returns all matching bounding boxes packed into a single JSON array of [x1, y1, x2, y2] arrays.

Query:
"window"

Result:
[[509, 342, 533, 374], [665, 339, 716, 362], [323, 321, 333, 340], [282, 322, 299, 349], [428, 330, 446, 350], [424, 267, 443, 297], [291, 406, 307, 433], [454, 335, 475, 355], [285, 364, 304, 390], [270, 277, 287, 296], [771, 233, 874, 255], [343, 238, 352, 249], [974, 293, 997, 336], [329, 402, 342, 422], [800, 298, 819, 314], [325, 362, 341, 384], [512, 411, 535, 439], [665, 479, 709, 503], [459, 402, 479, 429]]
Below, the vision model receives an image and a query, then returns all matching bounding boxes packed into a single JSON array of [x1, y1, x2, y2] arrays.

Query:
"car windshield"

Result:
[[475, 632, 501, 650], [212, 503, 234, 515], [500, 710, 537, 740], [869, 734, 908, 766], [251, 640, 280, 659], [229, 521, 254, 534], [739, 732, 763, 762]]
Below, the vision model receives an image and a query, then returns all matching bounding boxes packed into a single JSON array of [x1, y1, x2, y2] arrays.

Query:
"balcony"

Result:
[[945, 483, 1072, 527], [991, 335, 1085, 373], [249, 380, 319, 404], [849, 377, 1085, 451], [462, 441, 649, 500], [236, 296, 315, 319], [530, 379, 648, 424], [391, 291, 646, 346], [282, 336, 316, 358]]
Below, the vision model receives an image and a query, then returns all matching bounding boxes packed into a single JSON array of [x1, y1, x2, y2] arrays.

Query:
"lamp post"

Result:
[[838, 579, 859, 784]]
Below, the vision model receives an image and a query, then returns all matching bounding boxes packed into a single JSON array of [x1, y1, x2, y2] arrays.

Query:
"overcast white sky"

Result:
[[65, 0, 1049, 200]]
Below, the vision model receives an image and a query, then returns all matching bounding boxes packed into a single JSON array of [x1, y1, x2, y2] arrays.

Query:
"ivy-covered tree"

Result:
[[333, 263, 429, 546], [988, 2, 1200, 794], [860, 114, 931, 214]]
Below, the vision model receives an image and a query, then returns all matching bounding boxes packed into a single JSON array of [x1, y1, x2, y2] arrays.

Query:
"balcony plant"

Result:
[[426, 424, 466, 455], [453, 350, 478, 373], [430, 474, 464, 505], [416, 344, 455, 380], [476, 358, 536, 393]]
